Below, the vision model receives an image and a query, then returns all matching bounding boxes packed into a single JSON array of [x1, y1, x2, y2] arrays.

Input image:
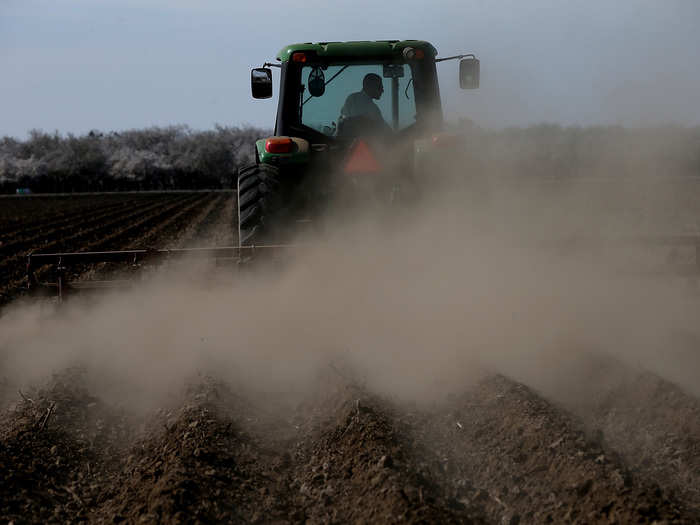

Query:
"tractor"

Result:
[[237, 40, 480, 246], [26, 40, 482, 300]]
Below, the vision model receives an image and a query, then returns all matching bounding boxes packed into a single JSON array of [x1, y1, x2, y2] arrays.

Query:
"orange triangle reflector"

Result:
[[344, 140, 381, 173]]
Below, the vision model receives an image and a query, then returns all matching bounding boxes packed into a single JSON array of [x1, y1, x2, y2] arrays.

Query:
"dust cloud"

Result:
[[1, 137, 700, 413]]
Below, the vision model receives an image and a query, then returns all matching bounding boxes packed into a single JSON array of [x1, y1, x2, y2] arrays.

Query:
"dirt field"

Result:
[[0, 192, 235, 308], [1, 190, 699, 523]]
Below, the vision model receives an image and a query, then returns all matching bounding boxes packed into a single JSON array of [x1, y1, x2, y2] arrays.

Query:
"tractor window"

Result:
[[300, 63, 416, 137]]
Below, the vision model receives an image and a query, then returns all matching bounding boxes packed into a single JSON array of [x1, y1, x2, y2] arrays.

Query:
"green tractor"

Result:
[[238, 40, 480, 247], [24, 41, 480, 301]]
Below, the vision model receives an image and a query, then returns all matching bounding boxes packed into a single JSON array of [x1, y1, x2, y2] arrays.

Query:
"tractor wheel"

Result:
[[237, 163, 283, 247]]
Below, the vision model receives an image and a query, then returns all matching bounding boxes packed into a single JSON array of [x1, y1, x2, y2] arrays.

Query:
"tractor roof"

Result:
[[276, 40, 437, 62]]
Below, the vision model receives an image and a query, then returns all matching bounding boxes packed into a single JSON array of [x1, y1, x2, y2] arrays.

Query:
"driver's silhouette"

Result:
[[337, 73, 391, 135]]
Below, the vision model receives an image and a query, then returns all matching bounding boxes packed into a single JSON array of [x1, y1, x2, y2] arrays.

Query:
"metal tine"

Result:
[[26, 245, 300, 300]]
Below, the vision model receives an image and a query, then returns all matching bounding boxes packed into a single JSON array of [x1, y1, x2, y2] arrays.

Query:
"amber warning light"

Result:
[[402, 47, 425, 60], [265, 137, 295, 154], [292, 52, 307, 63]]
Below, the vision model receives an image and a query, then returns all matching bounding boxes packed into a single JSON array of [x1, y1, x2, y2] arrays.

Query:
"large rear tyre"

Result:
[[237, 163, 283, 247]]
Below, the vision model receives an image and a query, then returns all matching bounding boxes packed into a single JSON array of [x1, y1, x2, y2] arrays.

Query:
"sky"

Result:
[[1, 0, 699, 138]]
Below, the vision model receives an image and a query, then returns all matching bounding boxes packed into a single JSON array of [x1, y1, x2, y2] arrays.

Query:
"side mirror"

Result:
[[459, 57, 480, 89], [251, 68, 272, 99], [307, 67, 326, 97]]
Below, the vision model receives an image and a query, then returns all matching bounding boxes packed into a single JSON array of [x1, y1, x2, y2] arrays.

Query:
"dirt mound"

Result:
[[288, 376, 486, 523], [96, 373, 487, 524], [411, 375, 694, 524], [1, 367, 698, 524], [97, 380, 291, 523], [582, 372, 700, 511], [0, 369, 131, 523]]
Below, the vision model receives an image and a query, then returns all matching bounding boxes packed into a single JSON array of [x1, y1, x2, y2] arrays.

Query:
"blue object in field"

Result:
[[15, 188, 32, 195]]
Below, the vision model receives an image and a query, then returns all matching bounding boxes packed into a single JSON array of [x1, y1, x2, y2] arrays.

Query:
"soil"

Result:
[[0, 192, 227, 308], [1, 367, 697, 524], [1, 191, 699, 523]]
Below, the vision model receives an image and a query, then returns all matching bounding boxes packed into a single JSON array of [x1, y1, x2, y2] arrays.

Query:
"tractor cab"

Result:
[[251, 41, 478, 145]]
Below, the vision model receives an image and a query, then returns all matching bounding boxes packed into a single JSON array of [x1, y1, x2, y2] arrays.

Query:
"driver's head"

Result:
[[362, 73, 384, 100]]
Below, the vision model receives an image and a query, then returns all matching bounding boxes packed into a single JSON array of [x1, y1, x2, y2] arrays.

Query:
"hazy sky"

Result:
[[1, 0, 699, 137]]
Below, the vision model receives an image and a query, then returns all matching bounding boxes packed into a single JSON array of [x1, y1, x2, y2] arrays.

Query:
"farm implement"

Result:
[[25, 245, 294, 301], [26, 234, 700, 301]]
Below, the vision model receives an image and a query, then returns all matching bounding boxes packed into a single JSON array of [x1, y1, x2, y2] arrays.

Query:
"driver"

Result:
[[338, 73, 391, 134]]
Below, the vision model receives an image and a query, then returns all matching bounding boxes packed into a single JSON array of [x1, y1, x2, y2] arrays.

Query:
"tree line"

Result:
[[0, 125, 266, 194], [1, 123, 699, 194]]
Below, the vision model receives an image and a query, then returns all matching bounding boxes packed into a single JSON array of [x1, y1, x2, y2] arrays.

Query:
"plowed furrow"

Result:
[[96, 381, 294, 523], [0, 195, 164, 236], [0, 371, 132, 524], [206, 194, 236, 247], [97, 376, 487, 524], [411, 375, 694, 524], [70, 193, 218, 284], [130, 193, 215, 248], [578, 372, 700, 512], [181, 194, 235, 248], [47, 194, 193, 251], [0, 196, 120, 234], [0, 195, 192, 281], [0, 197, 176, 263], [0, 195, 200, 303], [172, 194, 226, 248], [288, 380, 486, 524], [0, 199, 135, 249], [3, 363, 699, 524]]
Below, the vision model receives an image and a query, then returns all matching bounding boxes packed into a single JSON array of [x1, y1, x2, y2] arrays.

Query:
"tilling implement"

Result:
[[26, 245, 295, 301]]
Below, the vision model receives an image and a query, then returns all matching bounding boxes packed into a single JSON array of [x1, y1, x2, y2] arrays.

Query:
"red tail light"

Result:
[[265, 137, 294, 154], [292, 52, 307, 63], [344, 140, 381, 173]]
